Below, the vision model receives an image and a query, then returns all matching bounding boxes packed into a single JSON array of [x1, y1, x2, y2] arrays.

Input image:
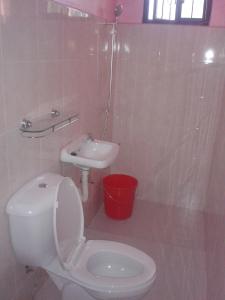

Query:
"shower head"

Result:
[[114, 3, 123, 17]]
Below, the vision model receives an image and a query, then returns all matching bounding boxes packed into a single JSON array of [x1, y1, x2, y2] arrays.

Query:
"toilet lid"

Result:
[[53, 177, 85, 270]]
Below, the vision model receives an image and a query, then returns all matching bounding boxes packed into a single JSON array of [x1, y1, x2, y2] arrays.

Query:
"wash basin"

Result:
[[60, 135, 119, 169]]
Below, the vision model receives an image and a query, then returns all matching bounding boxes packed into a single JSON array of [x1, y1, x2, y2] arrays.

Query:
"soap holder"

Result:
[[20, 110, 79, 138]]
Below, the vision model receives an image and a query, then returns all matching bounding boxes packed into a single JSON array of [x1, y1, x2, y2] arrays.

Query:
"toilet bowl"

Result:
[[6, 173, 156, 300]]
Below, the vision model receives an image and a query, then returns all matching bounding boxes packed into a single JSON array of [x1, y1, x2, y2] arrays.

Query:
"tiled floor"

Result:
[[34, 278, 61, 300], [35, 200, 225, 300], [87, 201, 207, 300]]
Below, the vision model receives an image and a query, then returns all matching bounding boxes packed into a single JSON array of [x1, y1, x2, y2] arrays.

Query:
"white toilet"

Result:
[[6, 173, 156, 300]]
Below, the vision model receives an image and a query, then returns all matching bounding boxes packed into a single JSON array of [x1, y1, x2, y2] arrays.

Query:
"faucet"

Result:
[[87, 133, 94, 141]]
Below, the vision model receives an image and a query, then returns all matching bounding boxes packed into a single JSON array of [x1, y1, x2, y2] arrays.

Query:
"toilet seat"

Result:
[[69, 240, 156, 292], [53, 177, 86, 270]]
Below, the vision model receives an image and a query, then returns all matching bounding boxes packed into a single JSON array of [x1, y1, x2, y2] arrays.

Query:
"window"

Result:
[[143, 0, 212, 25]]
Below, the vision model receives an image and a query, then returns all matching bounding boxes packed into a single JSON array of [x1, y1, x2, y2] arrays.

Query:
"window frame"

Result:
[[143, 0, 212, 25]]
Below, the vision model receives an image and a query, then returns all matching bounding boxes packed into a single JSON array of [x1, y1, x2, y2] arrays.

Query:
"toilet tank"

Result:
[[6, 173, 63, 267]]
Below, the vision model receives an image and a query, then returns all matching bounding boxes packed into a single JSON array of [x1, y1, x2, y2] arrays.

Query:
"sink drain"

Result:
[[70, 152, 77, 156], [38, 183, 48, 188]]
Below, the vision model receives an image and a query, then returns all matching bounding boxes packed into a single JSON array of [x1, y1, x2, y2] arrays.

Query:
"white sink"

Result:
[[60, 135, 119, 169]]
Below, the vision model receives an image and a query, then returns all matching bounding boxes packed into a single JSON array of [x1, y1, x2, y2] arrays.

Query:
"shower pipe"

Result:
[[80, 5, 123, 202], [101, 4, 123, 139]]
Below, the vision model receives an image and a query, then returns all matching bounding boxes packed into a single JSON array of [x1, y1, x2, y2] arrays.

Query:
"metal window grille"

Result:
[[144, 0, 212, 25]]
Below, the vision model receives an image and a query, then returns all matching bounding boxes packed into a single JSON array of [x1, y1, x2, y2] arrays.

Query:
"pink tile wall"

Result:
[[205, 78, 225, 299], [206, 104, 225, 215], [0, 0, 112, 299], [112, 24, 225, 211]]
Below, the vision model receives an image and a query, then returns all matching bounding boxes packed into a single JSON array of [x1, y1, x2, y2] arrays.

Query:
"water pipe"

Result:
[[80, 168, 89, 202]]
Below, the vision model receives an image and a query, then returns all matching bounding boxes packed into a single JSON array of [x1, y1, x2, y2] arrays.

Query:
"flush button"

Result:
[[38, 183, 48, 188]]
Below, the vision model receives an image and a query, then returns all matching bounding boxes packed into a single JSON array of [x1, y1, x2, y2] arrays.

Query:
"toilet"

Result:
[[6, 173, 156, 300]]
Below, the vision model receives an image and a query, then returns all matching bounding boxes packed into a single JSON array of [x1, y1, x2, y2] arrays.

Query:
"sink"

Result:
[[60, 135, 119, 169]]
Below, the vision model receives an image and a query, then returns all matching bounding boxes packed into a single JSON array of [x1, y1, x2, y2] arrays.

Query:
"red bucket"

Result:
[[103, 174, 138, 220]]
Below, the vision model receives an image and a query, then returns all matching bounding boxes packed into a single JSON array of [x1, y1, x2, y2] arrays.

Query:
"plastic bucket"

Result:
[[103, 174, 138, 220]]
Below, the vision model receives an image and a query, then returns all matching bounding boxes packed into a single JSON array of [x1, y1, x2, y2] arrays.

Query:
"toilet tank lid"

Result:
[[6, 173, 63, 217]]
